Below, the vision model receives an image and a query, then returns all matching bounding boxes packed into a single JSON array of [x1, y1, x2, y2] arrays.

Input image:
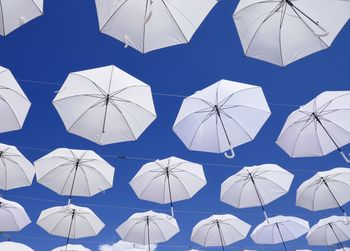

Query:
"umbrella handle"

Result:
[[340, 151, 350, 164], [312, 23, 329, 37], [224, 148, 235, 159], [344, 212, 350, 225]]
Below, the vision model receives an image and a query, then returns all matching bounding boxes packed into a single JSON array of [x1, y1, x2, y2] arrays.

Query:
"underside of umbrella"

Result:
[[95, 0, 218, 53]]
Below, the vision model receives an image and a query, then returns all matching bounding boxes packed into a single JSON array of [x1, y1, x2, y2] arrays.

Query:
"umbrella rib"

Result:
[[160, 0, 189, 43], [79, 162, 113, 187], [218, 86, 261, 108], [0, 155, 31, 185], [244, 1, 284, 55], [99, 0, 129, 32], [79, 166, 93, 197], [188, 110, 216, 150], [110, 95, 156, 117], [220, 110, 254, 140], [30, 0, 43, 15], [70, 73, 107, 95], [0, 85, 31, 102], [48, 213, 74, 235], [288, 6, 329, 49], [290, 115, 315, 156], [0, 1, 5, 35], [142, 0, 149, 53], [122, 219, 148, 242], [52, 94, 103, 103], [37, 161, 76, 182], [0, 95, 23, 130], [221, 104, 270, 114], [233, 0, 281, 17], [66, 98, 106, 132], [278, 3, 287, 66]]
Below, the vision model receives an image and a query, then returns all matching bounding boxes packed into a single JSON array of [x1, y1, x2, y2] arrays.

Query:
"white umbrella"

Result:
[[0, 66, 31, 133], [0, 197, 31, 231], [276, 91, 350, 163], [0, 241, 33, 251], [0, 0, 43, 36], [130, 156, 206, 217], [297, 168, 350, 220], [173, 80, 271, 159], [37, 204, 104, 246], [251, 215, 310, 251], [221, 164, 294, 220], [95, 0, 218, 53], [191, 214, 251, 250], [307, 216, 350, 250], [336, 248, 350, 251], [35, 148, 115, 204], [116, 210, 179, 251], [233, 0, 350, 66], [0, 143, 35, 190], [51, 244, 91, 251], [53, 65, 157, 145]]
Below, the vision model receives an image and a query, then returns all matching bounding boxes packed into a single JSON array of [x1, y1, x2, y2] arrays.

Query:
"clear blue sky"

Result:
[[0, 0, 349, 250]]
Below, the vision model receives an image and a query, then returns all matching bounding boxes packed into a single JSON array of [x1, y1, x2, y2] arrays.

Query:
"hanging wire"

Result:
[[17, 78, 299, 107]]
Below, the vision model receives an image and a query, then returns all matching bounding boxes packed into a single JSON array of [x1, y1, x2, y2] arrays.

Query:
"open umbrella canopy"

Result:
[[0, 66, 31, 134], [233, 0, 350, 66], [95, 0, 218, 53], [0, 0, 43, 36], [221, 164, 294, 218], [251, 215, 309, 251], [191, 214, 251, 249], [35, 148, 115, 202], [0, 241, 33, 251], [173, 79, 271, 159], [276, 91, 350, 163], [307, 216, 350, 247], [51, 244, 92, 251], [130, 156, 206, 216], [336, 248, 350, 251], [53, 65, 157, 145], [297, 167, 350, 217], [0, 143, 35, 191], [0, 197, 31, 231], [116, 210, 179, 249], [37, 204, 105, 239]]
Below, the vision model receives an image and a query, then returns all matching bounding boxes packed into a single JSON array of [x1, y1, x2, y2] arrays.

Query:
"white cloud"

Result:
[[99, 241, 157, 251]]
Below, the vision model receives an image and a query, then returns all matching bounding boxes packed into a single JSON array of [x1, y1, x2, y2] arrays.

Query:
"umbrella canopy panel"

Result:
[[173, 80, 271, 158], [233, 0, 350, 66], [276, 91, 350, 161], [0, 241, 33, 251], [297, 167, 350, 212], [221, 164, 294, 209], [35, 148, 115, 198], [0, 143, 35, 190], [37, 204, 105, 239], [0, 66, 31, 133], [53, 65, 157, 145], [116, 211, 179, 246], [95, 0, 218, 53], [0, 197, 31, 231], [191, 214, 251, 247], [51, 244, 92, 251], [0, 0, 43, 36]]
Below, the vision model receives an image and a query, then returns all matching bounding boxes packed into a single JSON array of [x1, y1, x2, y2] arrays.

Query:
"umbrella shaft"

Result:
[[215, 105, 231, 146], [276, 223, 287, 251], [68, 164, 79, 203], [147, 217, 151, 251], [249, 174, 267, 218], [322, 178, 345, 214], [329, 223, 345, 250], [66, 211, 75, 246], [286, 0, 319, 26], [216, 221, 225, 251]]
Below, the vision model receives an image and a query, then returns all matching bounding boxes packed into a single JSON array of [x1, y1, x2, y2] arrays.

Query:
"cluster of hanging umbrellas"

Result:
[[0, 0, 350, 250]]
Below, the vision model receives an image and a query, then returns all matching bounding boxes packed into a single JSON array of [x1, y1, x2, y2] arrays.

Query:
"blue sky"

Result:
[[0, 0, 349, 250]]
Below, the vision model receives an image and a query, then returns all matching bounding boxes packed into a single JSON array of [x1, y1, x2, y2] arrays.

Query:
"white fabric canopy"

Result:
[[297, 167, 350, 213], [0, 66, 31, 133], [130, 156, 206, 216], [0, 0, 43, 36], [0, 143, 35, 190], [0, 197, 31, 231], [233, 0, 350, 66], [53, 65, 157, 145], [307, 216, 350, 246], [0, 241, 33, 251], [221, 164, 294, 209], [95, 0, 218, 53], [191, 214, 251, 248], [116, 210, 179, 248], [251, 215, 309, 250], [173, 80, 271, 158], [37, 204, 105, 239], [276, 91, 350, 163], [51, 244, 91, 251], [35, 148, 115, 200]]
